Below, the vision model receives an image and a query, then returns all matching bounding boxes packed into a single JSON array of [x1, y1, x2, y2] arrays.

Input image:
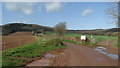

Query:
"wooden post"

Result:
[[19, 40, 20, 46], [4, 42, 5, 50]]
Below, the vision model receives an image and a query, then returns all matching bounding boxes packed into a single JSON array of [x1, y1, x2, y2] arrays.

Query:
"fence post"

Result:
[[4, 42, 5, 50], [19, 40, 20, 46]]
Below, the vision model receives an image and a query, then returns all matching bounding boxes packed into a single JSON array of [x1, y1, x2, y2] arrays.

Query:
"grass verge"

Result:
[[64, 33, 118, 47], [63, 40, 96, 48], [2, 38, 66, 66]]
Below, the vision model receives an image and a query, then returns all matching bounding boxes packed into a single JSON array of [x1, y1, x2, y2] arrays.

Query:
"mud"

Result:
[[26, 49, 64, 66], [94, 46, 118, 60], [44, 54, 57, 58]]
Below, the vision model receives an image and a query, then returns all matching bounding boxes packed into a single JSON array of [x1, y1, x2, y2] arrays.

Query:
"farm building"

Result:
[[32, 29, 46, 36]]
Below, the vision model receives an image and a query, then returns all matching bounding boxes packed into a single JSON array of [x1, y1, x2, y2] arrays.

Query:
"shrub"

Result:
[[44, 38, 65, 47], [54, 22, 67, 37]]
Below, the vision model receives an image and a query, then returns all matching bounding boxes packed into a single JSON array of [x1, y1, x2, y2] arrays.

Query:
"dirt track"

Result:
[[27, 42, 118, 66], [53, 42, 118, 66]]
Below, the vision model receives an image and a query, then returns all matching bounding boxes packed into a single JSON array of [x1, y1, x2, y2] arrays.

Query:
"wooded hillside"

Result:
[[1, 23, 53, 35], [1, 23, 119, 36]]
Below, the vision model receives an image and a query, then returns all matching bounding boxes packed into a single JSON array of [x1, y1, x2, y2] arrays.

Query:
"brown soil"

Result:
[[97, 40, 115, 47], [96, 40, 118, 55], [53, 42, 118, 66], [2, 32, 36, 50], [103, 47, 118, 55], [27, 49, 64, 67]]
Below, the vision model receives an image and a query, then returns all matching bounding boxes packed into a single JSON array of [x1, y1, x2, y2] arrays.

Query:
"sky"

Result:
[[1, 2, 117, 30]]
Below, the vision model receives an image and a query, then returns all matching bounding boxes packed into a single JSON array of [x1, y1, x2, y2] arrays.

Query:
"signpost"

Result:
[[81, 35, 86, 41]]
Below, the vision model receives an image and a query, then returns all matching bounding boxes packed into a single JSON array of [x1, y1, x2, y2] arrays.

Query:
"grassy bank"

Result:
[[63, 33, 118, 48], [2, 38, 66, 66], [63, 40, 96, 48], [47, 32, 117, 43], [45, 32, 118, 47]]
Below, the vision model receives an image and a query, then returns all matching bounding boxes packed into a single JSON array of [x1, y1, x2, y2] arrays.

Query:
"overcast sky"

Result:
[[1, 2, 117, 30]]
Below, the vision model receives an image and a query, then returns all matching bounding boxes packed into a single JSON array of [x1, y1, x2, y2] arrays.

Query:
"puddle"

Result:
[[94, 46, 118, 60], [107, 54, 118, 60], [96, 46, 107, 50], [27, 54, 57, 66], [44, 54, 57, 58], [94, 49, 108, 55]]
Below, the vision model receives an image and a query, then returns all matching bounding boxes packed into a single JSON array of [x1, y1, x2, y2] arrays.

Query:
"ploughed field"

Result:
[[2, 32, 36, 50]]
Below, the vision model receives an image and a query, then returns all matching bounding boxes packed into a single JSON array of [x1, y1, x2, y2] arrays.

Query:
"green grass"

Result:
[[46, 31, 54, 35], [46, 32, 118, 47], [65, 33, 81, 37], [2, 38, 66, 66], [64, 33, 118, 47], [47, 32, 118, 47], [112, 39, 119, 48], [63, 40, 96, 48]]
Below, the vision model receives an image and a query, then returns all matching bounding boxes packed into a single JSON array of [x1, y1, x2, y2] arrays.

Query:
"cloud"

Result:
[[4, 2, 63, 14], [5, 3, 36, 15], [82, 8, 92, 16], [44, 2, 62, 12]]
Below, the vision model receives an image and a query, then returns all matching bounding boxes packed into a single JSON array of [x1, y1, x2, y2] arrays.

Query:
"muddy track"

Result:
[[27, 42, 118, 66], [53, 42, 118, 66]]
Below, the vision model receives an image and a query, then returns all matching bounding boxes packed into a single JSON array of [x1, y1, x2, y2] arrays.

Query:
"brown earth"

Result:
[[2, 32, 36, 50], [97, 40, 116, 47], [103, 47, 118, 55], [52, 42, 118, 66], [96, 40, 118, 55]]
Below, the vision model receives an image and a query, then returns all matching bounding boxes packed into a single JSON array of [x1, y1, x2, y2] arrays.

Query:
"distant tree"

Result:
[[54, 22, 67, 37]]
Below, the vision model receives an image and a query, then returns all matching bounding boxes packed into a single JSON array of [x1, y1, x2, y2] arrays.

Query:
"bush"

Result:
[[54, 22, 67, 37], [44, 38, 65, 46]]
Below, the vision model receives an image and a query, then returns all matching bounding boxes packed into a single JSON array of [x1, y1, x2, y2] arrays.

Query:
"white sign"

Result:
[[81, 35, 86, 40]]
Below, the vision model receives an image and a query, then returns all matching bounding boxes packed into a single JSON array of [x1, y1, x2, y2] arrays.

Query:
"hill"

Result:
[[1, 23, 119, 36], [67, 28, 119, 36], [1, 23, 53, 35]]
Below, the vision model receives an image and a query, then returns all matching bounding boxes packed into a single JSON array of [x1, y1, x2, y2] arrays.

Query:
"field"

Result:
[[46, 32, 118, 47], [2, 32, 36, 50], [64, 33, 118, 48]]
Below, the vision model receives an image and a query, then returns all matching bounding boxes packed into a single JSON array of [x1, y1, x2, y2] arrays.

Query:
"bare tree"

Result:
[[105, 2, 120, 27], [105, 2, 120, 46], [54, 22, 67, 37]]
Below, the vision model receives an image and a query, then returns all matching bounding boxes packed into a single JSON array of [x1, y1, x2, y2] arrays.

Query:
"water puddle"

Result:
[[95, 46, 107, 50], [107, 54, 118, 60], [44, 54, 57, 58], [27, 54, 57, 66], [94, 46, 118, 60]]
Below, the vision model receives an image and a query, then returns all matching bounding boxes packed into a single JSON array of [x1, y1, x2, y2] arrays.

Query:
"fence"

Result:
[[2, 39, 35, 50]]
